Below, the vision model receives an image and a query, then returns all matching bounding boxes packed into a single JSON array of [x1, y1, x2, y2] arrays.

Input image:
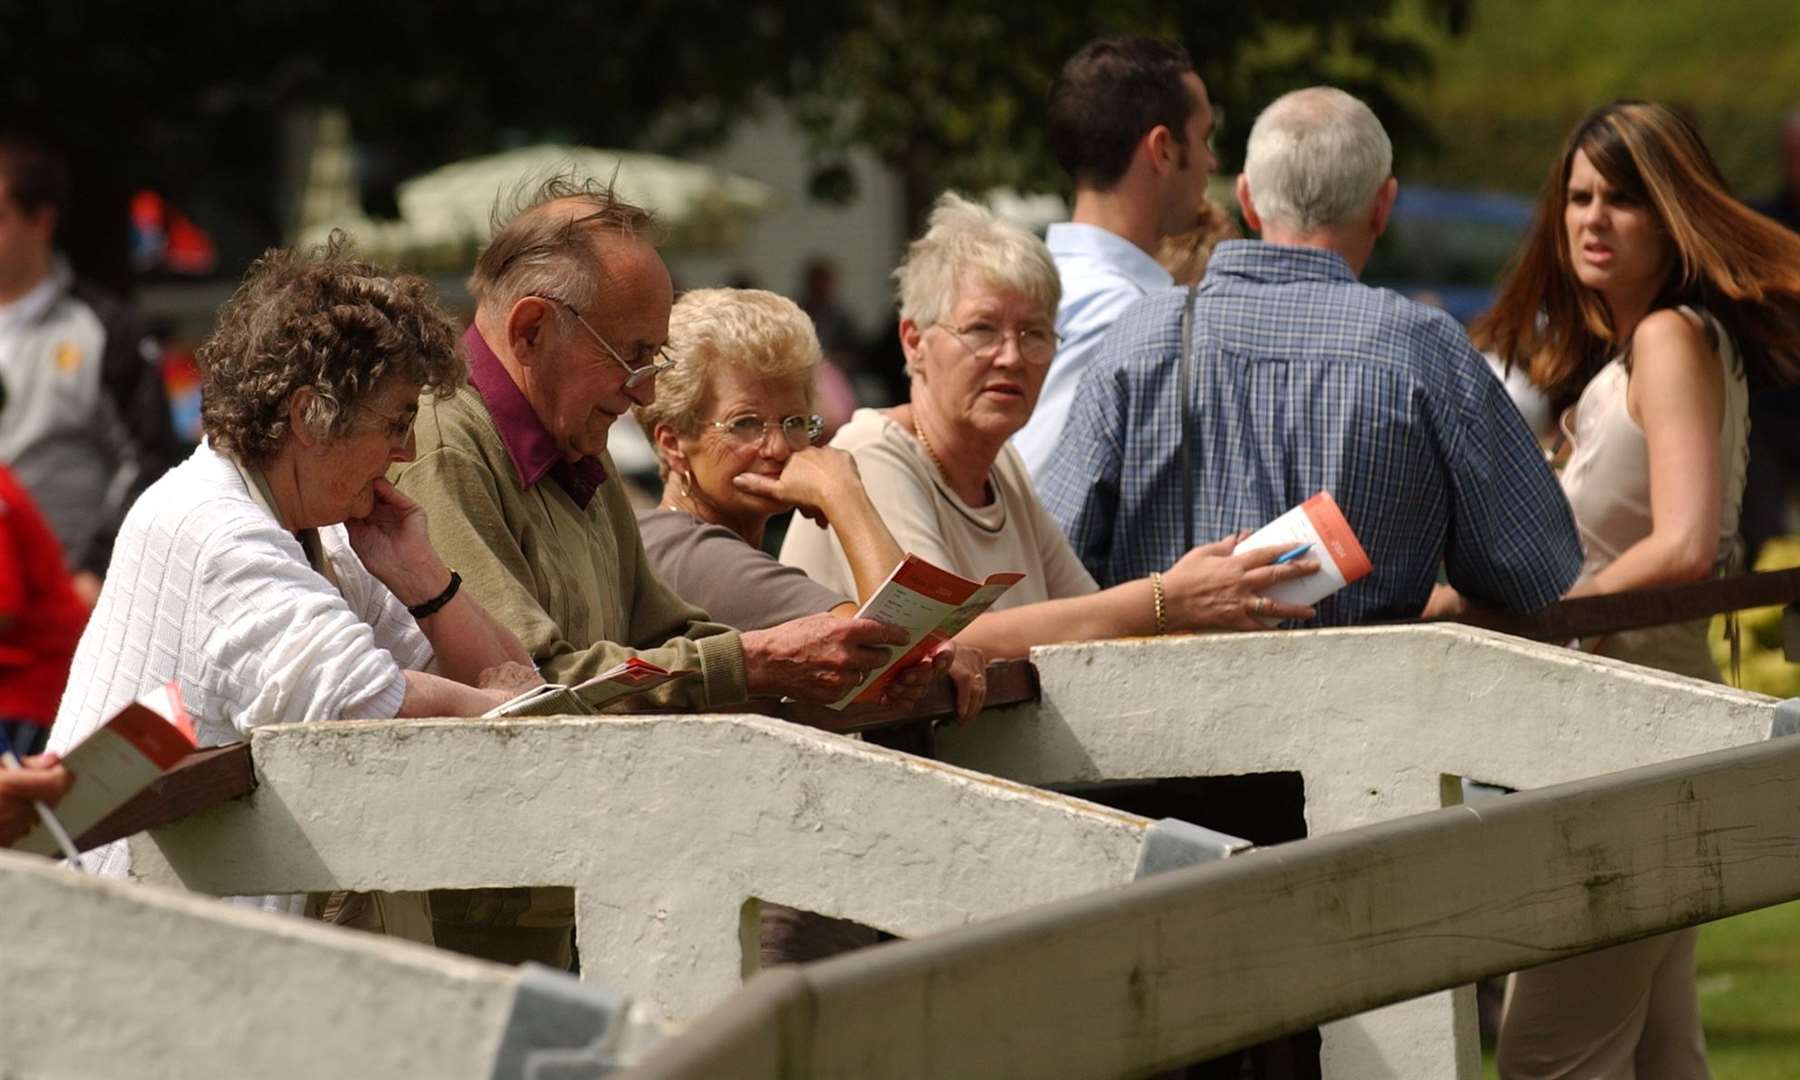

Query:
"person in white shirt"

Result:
[[48, 237, 538, 939], [1012, 36, 1219, 482]]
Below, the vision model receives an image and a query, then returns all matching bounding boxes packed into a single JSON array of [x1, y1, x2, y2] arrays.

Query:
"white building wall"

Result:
[[662, 102, 907, 340]]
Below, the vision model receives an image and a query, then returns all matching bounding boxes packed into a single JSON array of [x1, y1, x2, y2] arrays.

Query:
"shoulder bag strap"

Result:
[[1179, 283, 1199, 552]]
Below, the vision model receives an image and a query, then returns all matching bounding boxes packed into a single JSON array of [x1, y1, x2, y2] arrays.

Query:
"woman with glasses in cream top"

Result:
[[780, 192, 1316, 657]]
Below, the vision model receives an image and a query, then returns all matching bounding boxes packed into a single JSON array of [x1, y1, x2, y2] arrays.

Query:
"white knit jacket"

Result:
[[49, 441, 433, 883]]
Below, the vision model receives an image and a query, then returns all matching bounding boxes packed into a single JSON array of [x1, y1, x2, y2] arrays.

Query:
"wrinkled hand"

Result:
[[1420, 584, 1467, 621], [742, 612, 911, 704], [1163, 533, 1318, 631], [1, 753, 74, 848], [732, 447, 863, 526], [869, 639, 954, 713], [476, 662, 545, 695], [346, 479, 449, 607], [942, 642, 988, 724]]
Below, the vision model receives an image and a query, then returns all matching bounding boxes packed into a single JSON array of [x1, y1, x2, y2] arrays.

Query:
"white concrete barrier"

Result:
[[0, 849, 658, 1079], [126, 713, 1162, 1021], [632, 727, 1800, 1080], [934, 625, 1777, 1079]]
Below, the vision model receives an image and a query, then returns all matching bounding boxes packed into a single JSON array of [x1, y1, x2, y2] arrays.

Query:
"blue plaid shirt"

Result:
[[1038, 241, 1582, 626]]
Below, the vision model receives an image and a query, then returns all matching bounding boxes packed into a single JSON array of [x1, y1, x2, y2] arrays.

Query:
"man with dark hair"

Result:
[[0, 137, 178, 598], [1012, 36, 1217, 483]]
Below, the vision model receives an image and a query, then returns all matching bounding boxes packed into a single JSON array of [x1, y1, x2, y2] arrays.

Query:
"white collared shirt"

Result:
[[1013, 223, 1173, 484]]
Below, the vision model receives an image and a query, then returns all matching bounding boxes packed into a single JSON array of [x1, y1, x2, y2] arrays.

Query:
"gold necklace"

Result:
[[913, 418, 950, 483]]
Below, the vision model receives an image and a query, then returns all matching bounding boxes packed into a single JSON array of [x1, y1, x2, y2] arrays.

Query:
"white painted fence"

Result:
[[0, 848, 660, 1079], [124, 712, 1174, 1022], [630, 725, 1800, 1079], [76, 623, 1783, 1079], [933, 624, 1780, 1078]]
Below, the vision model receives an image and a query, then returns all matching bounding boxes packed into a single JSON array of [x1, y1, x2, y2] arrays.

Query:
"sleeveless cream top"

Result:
[[1558, 307, 1749, 681]]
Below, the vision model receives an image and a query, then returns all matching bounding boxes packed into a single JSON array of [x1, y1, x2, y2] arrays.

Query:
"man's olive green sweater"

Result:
[[392, 384, 748, 709]]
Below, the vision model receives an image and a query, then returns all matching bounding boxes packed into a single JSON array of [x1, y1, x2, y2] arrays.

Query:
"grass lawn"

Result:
[[1481, 902, 1800, 1078], [1696, 901, 1800, 1078]]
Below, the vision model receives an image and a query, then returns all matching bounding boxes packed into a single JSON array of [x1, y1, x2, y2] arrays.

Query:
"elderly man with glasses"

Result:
[[392, 178, 930, 970]]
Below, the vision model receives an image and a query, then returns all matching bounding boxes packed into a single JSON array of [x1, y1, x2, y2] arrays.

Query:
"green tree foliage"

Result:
[[0, 0, 848, 282], [0, 0, 1467, 280], [787, 0, 1471, 225], [1395, 0, 1800, 198]]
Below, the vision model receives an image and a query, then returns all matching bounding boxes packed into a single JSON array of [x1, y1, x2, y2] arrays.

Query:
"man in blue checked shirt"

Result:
[[1041, 87, 1582, 626]]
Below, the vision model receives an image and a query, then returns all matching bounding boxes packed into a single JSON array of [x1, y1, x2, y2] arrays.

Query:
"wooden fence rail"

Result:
[[1472, 565, 1800, 643], [629, 718, 1800, 1080]]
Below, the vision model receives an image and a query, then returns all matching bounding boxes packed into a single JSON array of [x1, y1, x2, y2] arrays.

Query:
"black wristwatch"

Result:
[[408, 570, 462, 620]]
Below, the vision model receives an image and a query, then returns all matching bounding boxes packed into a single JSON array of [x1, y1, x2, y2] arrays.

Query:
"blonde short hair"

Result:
[[632, 288, 821, 475], [891, 192, 1061, 334]]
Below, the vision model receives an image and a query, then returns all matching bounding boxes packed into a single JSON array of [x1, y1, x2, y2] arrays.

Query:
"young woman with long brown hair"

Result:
[[1467, 101, 1800, 1080]]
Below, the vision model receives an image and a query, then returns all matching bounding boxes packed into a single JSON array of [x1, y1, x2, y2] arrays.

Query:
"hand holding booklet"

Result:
[[1232, 490, 1373, 623], [14, 681, 198, 857], [482, 657, 698, 718], [829, 553, 1022, 710]]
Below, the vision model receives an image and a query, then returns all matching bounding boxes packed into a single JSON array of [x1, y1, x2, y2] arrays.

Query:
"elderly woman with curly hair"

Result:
[[48, 239, 536, 937]]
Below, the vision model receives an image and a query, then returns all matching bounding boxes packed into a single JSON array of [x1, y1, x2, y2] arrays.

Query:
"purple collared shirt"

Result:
[[463, 325, 607, 509]]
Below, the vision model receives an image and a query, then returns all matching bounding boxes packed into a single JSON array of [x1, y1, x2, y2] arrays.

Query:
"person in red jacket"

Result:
[[0, 376, 91, 756]]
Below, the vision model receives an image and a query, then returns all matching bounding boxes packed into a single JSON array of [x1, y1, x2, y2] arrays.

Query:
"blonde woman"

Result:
[[633, 287, 986, 723]]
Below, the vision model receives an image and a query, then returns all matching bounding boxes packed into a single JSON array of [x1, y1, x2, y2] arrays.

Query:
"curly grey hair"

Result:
[[196, 234, 465, 467]]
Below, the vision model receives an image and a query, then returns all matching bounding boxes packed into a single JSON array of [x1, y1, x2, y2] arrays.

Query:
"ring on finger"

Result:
[[1252, 597, 1267, 616]]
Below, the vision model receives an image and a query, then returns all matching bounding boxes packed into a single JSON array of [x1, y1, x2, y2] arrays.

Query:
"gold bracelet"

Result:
[[1150, 571, 1167, 635]]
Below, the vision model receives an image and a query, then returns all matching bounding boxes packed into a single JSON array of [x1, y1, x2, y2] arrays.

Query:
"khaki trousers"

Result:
[[1497, 928, 1710, 1080], [306, 890, 435, 946], [428, 886, 576, 971]]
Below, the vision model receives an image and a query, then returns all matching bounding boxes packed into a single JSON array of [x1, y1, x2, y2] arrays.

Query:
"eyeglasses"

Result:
[[355, 400, 417, 443], [934, 320, 1060, 365], [542, 296, 678, 389], [707, 413, 825, 449]]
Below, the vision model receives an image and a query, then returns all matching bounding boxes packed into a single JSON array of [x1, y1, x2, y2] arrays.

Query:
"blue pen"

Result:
[[1274, 543, 1313, 565]]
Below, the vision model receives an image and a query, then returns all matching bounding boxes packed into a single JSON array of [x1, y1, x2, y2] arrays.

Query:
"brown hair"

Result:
[[467, 173, 655, 319], [1048, 37, 1197, 191], [1475, 101, 1800, 408], [198, 234, 464, 467]]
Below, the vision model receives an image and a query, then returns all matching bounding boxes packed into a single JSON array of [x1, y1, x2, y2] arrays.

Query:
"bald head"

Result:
[[468, 177, 656, 318], [1242, 87, 1392, 233]]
